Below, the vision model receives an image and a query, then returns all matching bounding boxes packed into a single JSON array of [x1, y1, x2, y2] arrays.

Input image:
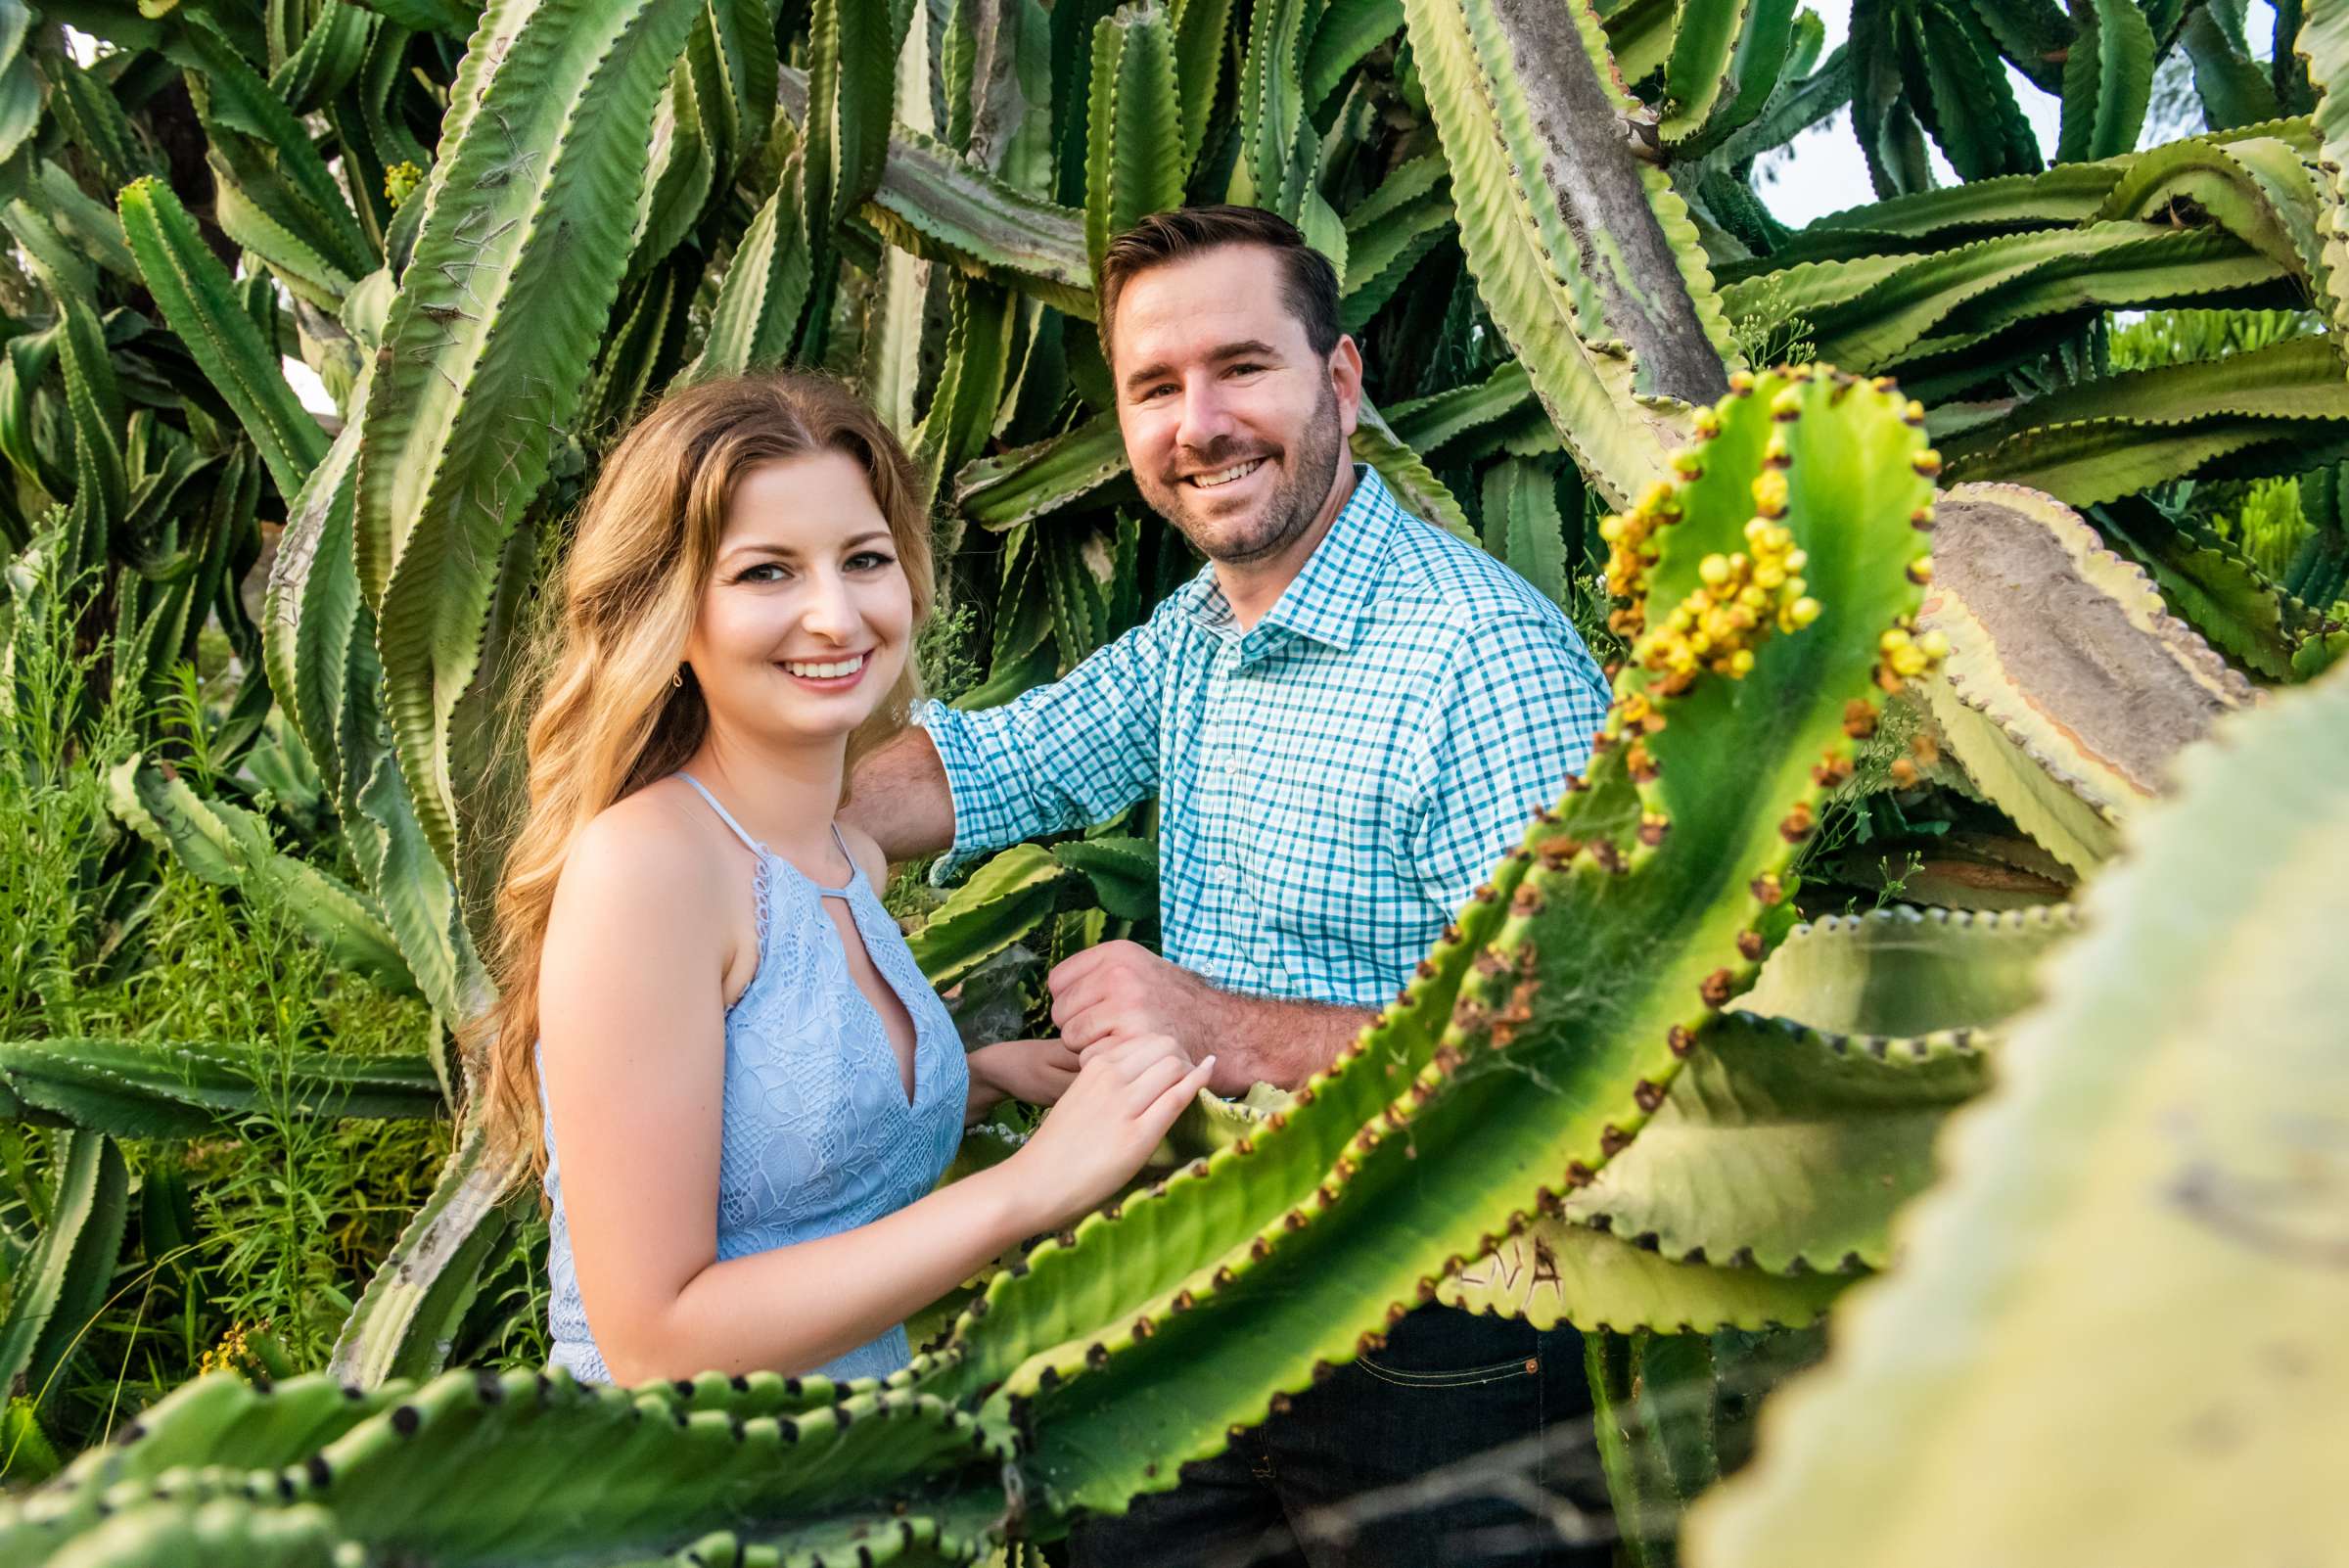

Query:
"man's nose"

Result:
[[1175, 379, 1237, 452]]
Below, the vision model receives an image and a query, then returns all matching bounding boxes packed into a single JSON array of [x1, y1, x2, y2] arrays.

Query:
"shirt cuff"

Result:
[[913, 699, 996, 886]]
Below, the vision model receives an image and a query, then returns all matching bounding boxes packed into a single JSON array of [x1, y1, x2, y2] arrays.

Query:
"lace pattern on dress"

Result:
[[540, 777, 968, 1385]]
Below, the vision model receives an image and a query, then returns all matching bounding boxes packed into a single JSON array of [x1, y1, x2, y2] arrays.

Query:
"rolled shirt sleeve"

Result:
[[917, 612, 1172, 881], [1404, 613, 1611, 919]]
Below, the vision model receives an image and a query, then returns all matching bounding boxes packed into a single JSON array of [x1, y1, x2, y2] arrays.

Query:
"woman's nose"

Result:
[[800, 570, 860, 639]]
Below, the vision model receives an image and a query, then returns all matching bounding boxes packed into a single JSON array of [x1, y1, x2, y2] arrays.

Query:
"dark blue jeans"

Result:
[[1067, 1304, 1615, 1568]]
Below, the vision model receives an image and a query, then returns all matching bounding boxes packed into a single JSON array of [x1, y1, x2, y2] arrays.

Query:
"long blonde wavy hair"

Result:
[[475, 372, 936, 1188]]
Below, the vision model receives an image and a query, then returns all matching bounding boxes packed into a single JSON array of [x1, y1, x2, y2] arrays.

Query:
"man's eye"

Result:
[[1228, 363, 1265, 377], [1140, 384, 1174, 400]]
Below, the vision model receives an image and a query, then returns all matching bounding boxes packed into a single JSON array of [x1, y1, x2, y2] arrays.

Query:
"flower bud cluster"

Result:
[[1598, 480, 1681, 639], [1635, 488, 1820, 686]]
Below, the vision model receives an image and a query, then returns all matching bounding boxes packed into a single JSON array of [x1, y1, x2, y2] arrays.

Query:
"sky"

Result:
[[1759, 0, 2279, 227]]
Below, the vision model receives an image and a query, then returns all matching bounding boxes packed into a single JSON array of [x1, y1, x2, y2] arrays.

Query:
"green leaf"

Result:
[[2055, 0, 2153, 162], [1053, 836, 1157, 920], [1662, 0, 1759, 146], [0, 1038, 442, 1138], [329, 1124, 517, 1387], [1686, 660, 2349, 1568], [0, 1132, 125, 1410], [780, 67, 1096, 316], [1479, 456, 1571, 605], [0, 2, 40, 169], [107, 757, 420, 996], [357, 0, 707, 871], [118, 178, 330, 504], [907, 844, 1071, 988], [681, 155, 814, 384], [1083, 1, 1184, 277], [954, 411, 1128, 530], [1443, 1219, 1850, 1334]]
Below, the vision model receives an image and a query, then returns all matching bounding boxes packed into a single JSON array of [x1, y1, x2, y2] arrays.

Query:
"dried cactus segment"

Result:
[[1913, 482, 2255, 873], [1439, 1217, 1850, 1335]]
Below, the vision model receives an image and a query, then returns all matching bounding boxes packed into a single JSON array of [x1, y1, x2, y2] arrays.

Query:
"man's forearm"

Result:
[[843, 727, 956, 862], [1209, 991, 1377, 1092]]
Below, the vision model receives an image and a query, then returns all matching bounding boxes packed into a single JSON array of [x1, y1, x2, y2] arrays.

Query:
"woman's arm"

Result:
[[540, 806, 1202, 1384]]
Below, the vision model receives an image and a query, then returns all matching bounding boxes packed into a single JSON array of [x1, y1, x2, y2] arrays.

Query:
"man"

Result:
[[847, 206, 1613, 1566]]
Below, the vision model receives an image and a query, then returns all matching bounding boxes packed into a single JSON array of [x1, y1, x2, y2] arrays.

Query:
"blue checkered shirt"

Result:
[[919, 467, 1610, 1008]]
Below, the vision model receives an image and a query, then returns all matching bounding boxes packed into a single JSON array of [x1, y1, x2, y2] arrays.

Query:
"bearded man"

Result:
[[848, 205, 1613, 1567]]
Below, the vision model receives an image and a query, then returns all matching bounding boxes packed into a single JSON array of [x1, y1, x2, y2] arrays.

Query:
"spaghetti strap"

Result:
[[675, 772, 763, 854], [827, 822, 858, 879]]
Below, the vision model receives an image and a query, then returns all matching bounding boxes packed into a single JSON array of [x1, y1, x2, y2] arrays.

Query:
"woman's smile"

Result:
[[778, 650, 872, 690]]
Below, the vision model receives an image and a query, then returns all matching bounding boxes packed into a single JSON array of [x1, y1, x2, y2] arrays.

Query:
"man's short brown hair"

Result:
[[1096, 205, 1342, 364]]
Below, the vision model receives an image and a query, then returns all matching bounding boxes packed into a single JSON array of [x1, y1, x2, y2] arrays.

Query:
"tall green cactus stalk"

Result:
[[1686, 660, 2349, 1568], [0, 366, 1946, 1562]]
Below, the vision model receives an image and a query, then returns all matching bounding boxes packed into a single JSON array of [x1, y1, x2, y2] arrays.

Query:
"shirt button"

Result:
[[1211, 865, 1235, 885]]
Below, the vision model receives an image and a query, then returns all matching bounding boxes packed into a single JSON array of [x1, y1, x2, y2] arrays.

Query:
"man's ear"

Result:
[[1331, 335, 1364, 438]]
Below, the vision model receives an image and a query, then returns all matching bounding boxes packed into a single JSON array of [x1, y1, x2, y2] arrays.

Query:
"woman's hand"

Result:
[[965, 1038, 1082, 1125], [1001, 1035, 1212, 1234]]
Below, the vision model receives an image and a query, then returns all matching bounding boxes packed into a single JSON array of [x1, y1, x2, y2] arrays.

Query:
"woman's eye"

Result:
[[848, 550, 897, 572], [736, 563, 788, 583]]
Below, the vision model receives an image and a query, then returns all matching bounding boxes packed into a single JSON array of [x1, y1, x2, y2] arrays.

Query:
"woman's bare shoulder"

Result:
[[557, 781, 731, 919]]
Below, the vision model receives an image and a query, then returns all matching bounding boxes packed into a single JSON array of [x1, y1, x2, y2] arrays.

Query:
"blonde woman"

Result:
[[476, 374, 1211, 1385]]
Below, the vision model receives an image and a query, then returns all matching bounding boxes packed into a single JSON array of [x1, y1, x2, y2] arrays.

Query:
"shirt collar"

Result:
[[1180, 464, 1401, 655]]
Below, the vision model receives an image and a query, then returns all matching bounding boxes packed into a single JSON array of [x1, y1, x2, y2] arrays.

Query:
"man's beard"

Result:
[[1150, 383, 1345, 567]]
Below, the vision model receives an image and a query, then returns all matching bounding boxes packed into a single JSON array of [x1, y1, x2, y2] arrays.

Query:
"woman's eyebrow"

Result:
[[722, 530, 893, 563]]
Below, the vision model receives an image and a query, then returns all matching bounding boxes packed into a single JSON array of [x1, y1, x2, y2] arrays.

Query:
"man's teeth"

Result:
[[784, 655, 865, 678], [1189, 458, 1265, 488]]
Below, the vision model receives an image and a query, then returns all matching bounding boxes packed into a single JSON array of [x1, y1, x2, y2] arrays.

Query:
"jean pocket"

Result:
[[1352, 1353, 1543, 1391]]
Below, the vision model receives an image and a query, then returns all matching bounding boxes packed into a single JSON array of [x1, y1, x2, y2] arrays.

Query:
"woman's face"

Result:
[[683, 450, 913, 753]]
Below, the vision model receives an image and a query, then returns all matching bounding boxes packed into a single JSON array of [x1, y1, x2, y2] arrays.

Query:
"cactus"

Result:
[[1684, 659, 2349, 1568], [1911, 483, 2257, 873], [0, 365, 1947, 1557]]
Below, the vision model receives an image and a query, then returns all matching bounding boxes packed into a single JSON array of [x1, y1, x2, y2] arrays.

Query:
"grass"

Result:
[[0, 550, 545, 1473]]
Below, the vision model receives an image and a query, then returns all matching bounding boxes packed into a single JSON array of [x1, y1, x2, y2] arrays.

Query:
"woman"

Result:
[[476, 373, 1210, 1384]]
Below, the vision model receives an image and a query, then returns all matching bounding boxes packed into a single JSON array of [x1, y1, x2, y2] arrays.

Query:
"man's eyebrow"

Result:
[[1121, 340, 1284, 393]]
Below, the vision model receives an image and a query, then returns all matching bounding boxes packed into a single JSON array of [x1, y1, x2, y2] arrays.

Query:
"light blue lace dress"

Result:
[[538, 773, 969, 1383]]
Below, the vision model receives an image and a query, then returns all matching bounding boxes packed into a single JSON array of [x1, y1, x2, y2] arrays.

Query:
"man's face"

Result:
[[1109, 245, 1361, 567]]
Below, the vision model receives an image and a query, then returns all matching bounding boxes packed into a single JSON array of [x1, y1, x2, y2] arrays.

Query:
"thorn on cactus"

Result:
[[1510, 883, 1546, 916], [1779, 802, 1816, 842], [1752, 872, 1783, 903], [1844, 699, 1878, 738], [1911, 504, 1936, 530], [1635, 1079, 1666, 1111], [1638, 812, 1669, 847], [1566, 1160, 1596, 1187], [1701, 968, 1737, 1008], [1737, 929, 1766, 960]]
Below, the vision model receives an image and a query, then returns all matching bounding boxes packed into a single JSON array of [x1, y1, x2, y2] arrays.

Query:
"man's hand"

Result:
[[1047, 941, 1379, 1094], [1047, 940, 1221, 1057], [965, 1038, 1082, 1125]]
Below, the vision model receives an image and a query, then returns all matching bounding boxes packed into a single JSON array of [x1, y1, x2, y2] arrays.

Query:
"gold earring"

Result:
[[672, 667, 685, 689]]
